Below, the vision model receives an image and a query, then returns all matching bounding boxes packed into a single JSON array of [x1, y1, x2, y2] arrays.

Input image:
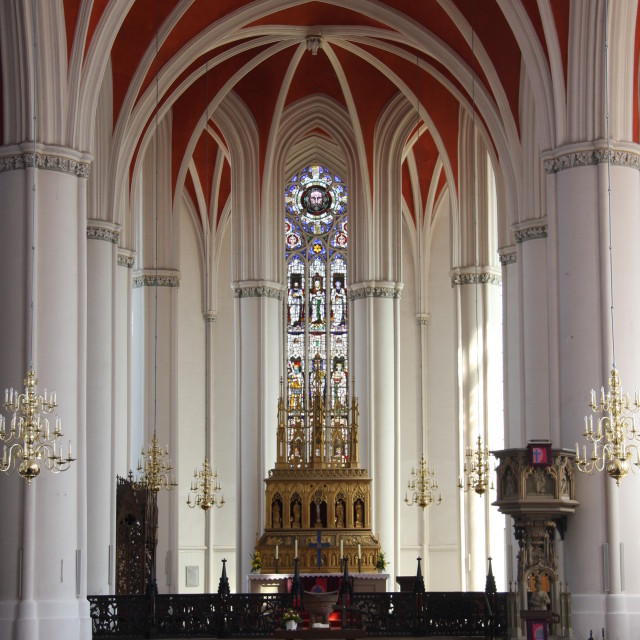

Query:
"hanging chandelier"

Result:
[[0, 0, 75, 485], [0, 370, 75, 484], [458, 435, 493, 495], [187, 458, 224, 511], [576, 0, 639, 486], [135, 433, 176, 493], [576, 369, 640, 485], [405, 456, 442, 509]]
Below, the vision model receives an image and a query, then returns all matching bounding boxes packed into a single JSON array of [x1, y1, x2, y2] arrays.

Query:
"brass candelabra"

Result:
[[135, 432, 177, 493], [0, 368, 75, 484], [187, 458, 224, 511], [576, 368, 640, 485], [405, 456, 442, 509], [458, 435, 493, 495]]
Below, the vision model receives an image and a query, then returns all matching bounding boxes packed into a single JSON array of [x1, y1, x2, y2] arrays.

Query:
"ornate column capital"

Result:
[[513, 219, 548, 244], [232, 280, 285, 300], [132, 269, 181, 288], [204, 311, 217, 323], [542, 140, 640, 174], [416, 313, 431, 326], [498, 245, 517, 265], [450, 267, 502, 287], [117, 251, 136, 268], [349, 281, 403, 301], [87, 220, 120, 244], [0, 142, 92, 178]]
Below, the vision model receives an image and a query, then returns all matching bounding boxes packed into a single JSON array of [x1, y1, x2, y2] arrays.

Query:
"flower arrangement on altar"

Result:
[[250, 550, 261, 573], [282, 607, 302, 629], [376, 550, 387, 572], [282, 608, 302, 624]]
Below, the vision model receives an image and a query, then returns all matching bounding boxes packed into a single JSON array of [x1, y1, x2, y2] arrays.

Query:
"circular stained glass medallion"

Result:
[[301, 185, 332, 216]]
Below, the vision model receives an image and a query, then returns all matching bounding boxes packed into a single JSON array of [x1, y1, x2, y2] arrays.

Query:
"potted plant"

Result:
[[282, 607, 302, 630], [250, 550, 261, 574], [376, 550, 387, 573]]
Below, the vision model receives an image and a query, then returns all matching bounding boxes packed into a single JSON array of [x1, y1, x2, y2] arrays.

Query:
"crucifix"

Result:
[[308, 530, 331, 569]]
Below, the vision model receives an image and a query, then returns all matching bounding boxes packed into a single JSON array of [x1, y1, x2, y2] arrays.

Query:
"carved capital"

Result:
[[132, 269, 181, 288], [498, 246, 517, 265], [543, 144, 640, 174], [117, 254, 136, 269], [514, 223, 548, 244], [0, 148, 92, 178], [232, 281, 285, 300], [87, 221, 120, 244], [450, 268, 502, 287], [349, 281, 402, 300]]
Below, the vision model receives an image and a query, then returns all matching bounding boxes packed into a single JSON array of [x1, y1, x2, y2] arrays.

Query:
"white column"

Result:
[[351, 283, 400, 587], [131, 271, 181, 593], [515, 224, 552, 442], [452, 274, 484, 590], [86, 221, 118, 595], [115, 252, 134, 478], [545, 145, 640, 640], [498, 247, 520, 588], [452, 268, 503, 590], [0, 147, 92, 640], [232, 283, 282, 588], [499, 247, 521, 449]]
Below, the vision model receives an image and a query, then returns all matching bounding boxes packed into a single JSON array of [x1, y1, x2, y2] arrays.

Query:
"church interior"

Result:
[[1, 1, 640, 639]]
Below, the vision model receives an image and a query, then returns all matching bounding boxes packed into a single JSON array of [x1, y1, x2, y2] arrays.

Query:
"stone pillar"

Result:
[[115, 251, 134, 478], [86, 221, 119, 595], [0, 146, 92, 640], [451, 269, 501, 590], [232, 283, 282, 588], [514, 223, 552, 442], [350, 282, 401, 586], [131, 270, 180, 593], [204, 310, 215, 592], [544, 144, 640, 640], [498, 246, 520, 449]]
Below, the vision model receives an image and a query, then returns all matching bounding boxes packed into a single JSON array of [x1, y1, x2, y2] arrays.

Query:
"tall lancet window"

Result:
[[284, 165, 348, 460]]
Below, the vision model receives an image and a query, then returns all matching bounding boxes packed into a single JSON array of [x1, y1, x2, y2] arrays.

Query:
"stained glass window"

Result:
[[285, 165, 348, 463]]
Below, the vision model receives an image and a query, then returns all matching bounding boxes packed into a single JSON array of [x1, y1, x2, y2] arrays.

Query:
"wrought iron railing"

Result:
[[89, 590, 507, 638]]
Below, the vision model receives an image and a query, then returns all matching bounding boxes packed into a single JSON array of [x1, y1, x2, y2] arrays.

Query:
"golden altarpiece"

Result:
[[255, 355, 381, 573]]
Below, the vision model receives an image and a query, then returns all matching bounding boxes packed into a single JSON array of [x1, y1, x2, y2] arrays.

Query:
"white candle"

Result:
[[275, 544, 279, 560], [358, 544, 361, 560], [294, 539, 298, 557], [340, 539, 344, 559]]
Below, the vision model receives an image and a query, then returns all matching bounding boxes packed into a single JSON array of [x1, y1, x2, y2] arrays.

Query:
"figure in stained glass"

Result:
[[303, 185, 331, 215], [331, 356, 347, 408], [288, 357, 303, 410], [309, 275, 325, 328], [331, 275, 347, 329], [288, 273, 304, 328]]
